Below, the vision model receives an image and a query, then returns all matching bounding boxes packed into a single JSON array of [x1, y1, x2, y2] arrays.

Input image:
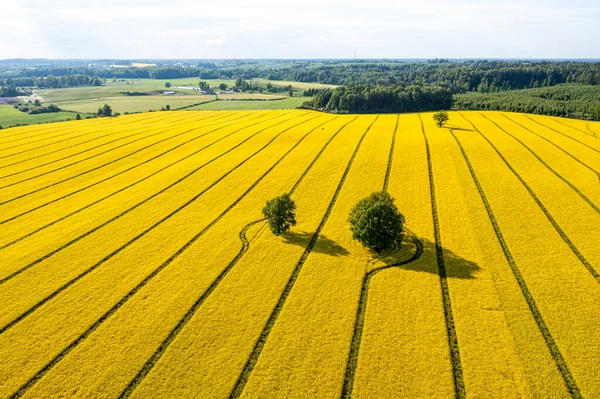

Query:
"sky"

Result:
[[1, 0, 599, 59]]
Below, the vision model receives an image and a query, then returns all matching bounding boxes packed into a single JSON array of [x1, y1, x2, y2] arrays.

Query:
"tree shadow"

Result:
[[281, 230, 350, 257], [445, 125, 473, 132], [376, 235, 481, 279]]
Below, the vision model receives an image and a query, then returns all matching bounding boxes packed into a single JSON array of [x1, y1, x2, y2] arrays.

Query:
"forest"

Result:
[[301, 84, 453, 113], [454, 84, 600, 120]]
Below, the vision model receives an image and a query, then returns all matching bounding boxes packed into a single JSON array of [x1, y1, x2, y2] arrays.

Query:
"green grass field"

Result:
[[186, 97, 308, 110], [54, 95, 217, 113], [0, 105, 82, 127]]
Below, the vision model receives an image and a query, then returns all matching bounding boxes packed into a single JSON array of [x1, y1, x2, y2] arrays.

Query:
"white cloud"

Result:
[[0, 0, 598, 59]]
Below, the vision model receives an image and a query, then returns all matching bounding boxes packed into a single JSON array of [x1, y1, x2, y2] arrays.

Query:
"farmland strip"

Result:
[[229, 116, 378, 399], [341, 113, 428, 398], [502, 114, 600, 181], [0, 115, 128, 145], [0, 112, 208, 188], [418, 114, 466, 399], [479, 113, 600, 215], [0, 112, 270, 226], [0, 111, 287, 282], [0, 113, 254, 205], [0, 111, 224, 173], [0, 109, 173, 145], [118, 116, 355, 398], [0, 111, 173, 158], [0, 116, 263, 251], [7, 114, 327, 398], [447, 127, 582, 399], [461, 113, 600, 284], [552, 118, 598, 139], [0, 113, 317, 334], [525, 115, 600, 153]]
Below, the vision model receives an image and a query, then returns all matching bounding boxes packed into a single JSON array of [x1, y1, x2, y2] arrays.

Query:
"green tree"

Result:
[[165, 82, 171, 88], [219, 83, 227, 90], [34, 99, 41, 107], [76, 113, 81, 120], [97, 104, 112, 117], [165, 104, 171, 110], [289, 89, 294, 97], [433, 111, 449, 128], [92, 76, 103, 86], [198, 81, 209, 90], [348, 191, 404, 253], [262, 193, 297, 236]]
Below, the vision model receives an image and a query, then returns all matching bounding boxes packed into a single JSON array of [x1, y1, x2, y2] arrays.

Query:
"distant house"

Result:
[[163, 91, 175, 96]]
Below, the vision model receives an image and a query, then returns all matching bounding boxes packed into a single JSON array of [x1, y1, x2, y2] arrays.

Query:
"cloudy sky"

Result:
[[2, 0, 599, 59]]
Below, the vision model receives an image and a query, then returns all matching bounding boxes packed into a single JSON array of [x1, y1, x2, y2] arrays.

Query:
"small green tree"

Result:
[[348, 191, 404, 253], [219, 83, 227, 90], [76, 113, 81, 120], [165, 82, 171, 88], [262, 193, 297, 236], [433, 111, 449, 128], [289, 89, 294, 97], [165, 104, 171, 110]]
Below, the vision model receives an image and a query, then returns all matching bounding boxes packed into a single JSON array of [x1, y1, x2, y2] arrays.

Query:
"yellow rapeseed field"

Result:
[[0, 109, 598, 399]]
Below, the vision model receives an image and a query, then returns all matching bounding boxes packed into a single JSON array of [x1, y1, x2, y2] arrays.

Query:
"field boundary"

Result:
[[479, 113, 600, 215], [228, 115, 378, 398], [524, 115, 600, 154], [460, 113, 600, 284], [447, 127, 582, 399], [419, 114, 466, 399], [7, 114, 330, 399], [118, 116, 350, 398], [0, 112, 295, 285]]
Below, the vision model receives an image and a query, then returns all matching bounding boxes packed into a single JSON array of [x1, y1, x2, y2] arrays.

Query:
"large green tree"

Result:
[[348, 191, 404, 253], [262, 193, 297, 236]]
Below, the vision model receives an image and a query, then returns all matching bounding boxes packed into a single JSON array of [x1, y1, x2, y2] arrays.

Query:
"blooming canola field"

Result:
[[0, 109, 599, 399]]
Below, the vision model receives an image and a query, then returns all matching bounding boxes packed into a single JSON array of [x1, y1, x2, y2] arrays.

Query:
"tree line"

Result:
[[3, 61, 600, 94], [302, 84, 453, 113], [454, 84, 600, 120]]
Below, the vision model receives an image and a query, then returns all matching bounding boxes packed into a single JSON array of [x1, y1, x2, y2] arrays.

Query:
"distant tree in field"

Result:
[[219, 83, 227, 90], [262, 193, 297, 236], [198, 81, 209, 90], [348, 191, 404, 253], [92, 76, 103, 86], [165, 104, 171, 110], [97, 104, 112, 117], [165, 82, 171, 88], [289, 89, 294, 97], [76, 113, 81, 120], [433, 111, 449, 128], [34, 99, 41, 106]]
